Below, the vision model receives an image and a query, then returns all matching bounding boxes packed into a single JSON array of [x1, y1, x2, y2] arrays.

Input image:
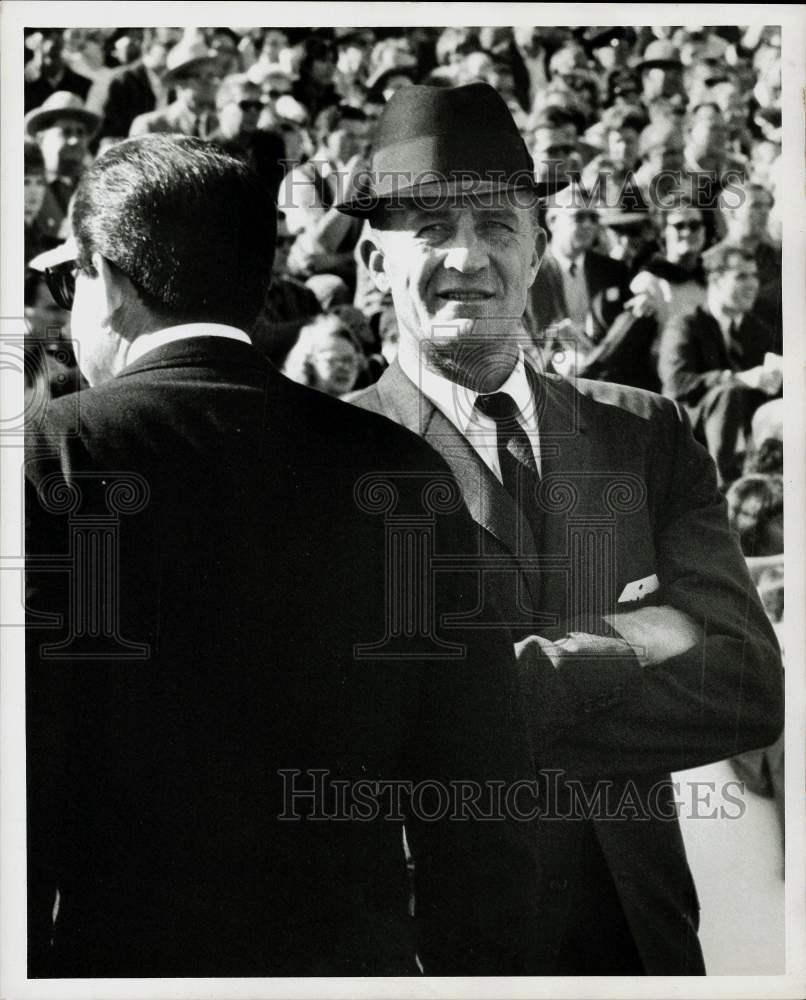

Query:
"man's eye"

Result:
[[418, 223, 449, 236]]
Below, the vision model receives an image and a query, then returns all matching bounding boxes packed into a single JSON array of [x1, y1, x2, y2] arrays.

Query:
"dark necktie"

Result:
[[568, 260, 577, 277], [727, 319, 745, 369], [475, 391, 540, 505]]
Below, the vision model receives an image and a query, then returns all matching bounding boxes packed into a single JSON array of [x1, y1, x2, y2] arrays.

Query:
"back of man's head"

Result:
[[72, 134, 276, 331]]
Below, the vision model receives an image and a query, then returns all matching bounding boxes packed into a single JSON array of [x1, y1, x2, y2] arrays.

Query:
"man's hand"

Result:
[[515, 632, 637, 670], [624, 291, 658, 318], [735, 365, 782, 395]]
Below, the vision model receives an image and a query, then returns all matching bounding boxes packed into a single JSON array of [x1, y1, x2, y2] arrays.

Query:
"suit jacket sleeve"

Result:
[[535, 399, 783, 780], [658, 311, 730, 405]]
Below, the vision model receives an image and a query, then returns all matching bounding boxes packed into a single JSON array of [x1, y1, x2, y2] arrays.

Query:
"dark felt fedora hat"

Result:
[[335, 82, 567, 218]]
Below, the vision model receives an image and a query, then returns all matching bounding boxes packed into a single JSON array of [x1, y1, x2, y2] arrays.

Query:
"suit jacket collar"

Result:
[[115, 335, 269, 380]]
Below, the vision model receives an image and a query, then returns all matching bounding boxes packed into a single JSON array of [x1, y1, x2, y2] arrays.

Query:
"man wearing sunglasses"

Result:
[[25, 134, 545, 977], [209, 73, 286, 200]]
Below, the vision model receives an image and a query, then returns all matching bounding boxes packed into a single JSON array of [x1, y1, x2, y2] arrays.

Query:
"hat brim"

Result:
[[600, 211, 650, 227], [25, 108, 100, 138], [636, 58, 683, 72], [28, 237, 78, 272], [163, 54, 222, 84], [336, 176, 569, 219]]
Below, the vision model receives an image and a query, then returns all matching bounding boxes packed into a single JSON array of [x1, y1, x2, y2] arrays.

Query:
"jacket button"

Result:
[[549, 878, 568, 891]]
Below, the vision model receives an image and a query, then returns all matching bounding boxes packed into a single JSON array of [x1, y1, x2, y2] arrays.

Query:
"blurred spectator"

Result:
[[659, 243, 782, 486], [528, 183, 629, 373], [634, 39, 685, 104], [292, 37, 341, 119], [726, 474, 783, 558], [130, 32, 221, 137], [684, 102, 746, 183], [209, 27, 243, 77], [282, 313, 362, 396], [25, 31, 91, 112], [250, 214, 321, 367], [86, 28, 171, 140], [633, 118, 687, 201], [24, 140, 51, 264], [582, 106, 647, 189], [531, 106, 584, 186], [209, 74, 286, 199], [25, 92, 100, 245], [717, 181, 781, 337], [278, 105, 368, 289]]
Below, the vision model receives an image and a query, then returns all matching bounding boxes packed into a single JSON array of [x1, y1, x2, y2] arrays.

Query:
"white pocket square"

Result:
[[618, 574, 659, 603]]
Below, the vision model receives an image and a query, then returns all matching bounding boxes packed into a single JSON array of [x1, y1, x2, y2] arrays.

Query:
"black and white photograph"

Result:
[[1, 3, 804, 998]]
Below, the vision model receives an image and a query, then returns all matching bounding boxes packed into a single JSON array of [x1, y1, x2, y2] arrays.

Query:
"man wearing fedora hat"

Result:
[[342, 81, 782, 975], [25, 91, 101, 245], [129, 31, 221, 138]]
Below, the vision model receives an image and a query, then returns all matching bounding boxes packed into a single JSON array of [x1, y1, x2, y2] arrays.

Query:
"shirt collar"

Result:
[[553, 247, 585, 273], [399, 339, 536, 436], [124, 323, 252, 369]]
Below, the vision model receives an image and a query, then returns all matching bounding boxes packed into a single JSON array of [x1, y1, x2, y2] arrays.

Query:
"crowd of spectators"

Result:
[[23, 24, 785, 608]]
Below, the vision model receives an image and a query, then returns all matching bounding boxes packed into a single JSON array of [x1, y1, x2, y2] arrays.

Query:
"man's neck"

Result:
[[399, 331, 520, 394], [707, 290, 743, 328]]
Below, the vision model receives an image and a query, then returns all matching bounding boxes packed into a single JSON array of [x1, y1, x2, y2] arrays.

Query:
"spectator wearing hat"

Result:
[[129, 32, 221, 138], [25, 31, 91, 113], [85, 28, 172, 140], [208, 75, 286, 200], [634, 39, 685, 105], [25, 91, 101, 245], [278, 104, 369, 290], [684, 102, 747, 194], [632, 118, 687, 202], [527, 183, 630, 373], [659, 243, 781, 486], [338, 80, 782, 976]]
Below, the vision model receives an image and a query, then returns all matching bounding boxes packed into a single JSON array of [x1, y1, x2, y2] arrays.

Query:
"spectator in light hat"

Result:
[[129, 31, 222, 137], [634, 39, 684, 103], [25, 91, 100, 242]]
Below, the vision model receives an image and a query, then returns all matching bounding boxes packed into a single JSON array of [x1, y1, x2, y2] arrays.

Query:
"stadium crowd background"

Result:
[[22, 24, 784, 697]]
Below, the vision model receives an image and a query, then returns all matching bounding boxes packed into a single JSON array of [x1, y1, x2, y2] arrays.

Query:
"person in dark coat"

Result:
[[24, 31, 91, 113], [338, 82, 783, 976], [25, 134, 543, 978], [659, 243, 782, 487]]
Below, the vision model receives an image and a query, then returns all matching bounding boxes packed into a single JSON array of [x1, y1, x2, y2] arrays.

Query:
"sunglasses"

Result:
[[266, 88, 290, 99], [43, 259, 79, 310], [238, 100, 264, 112], [669, 220, 703, 232]]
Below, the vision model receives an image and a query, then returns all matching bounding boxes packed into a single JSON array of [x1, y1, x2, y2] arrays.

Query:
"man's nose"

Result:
[[442, 227, 490, 273]]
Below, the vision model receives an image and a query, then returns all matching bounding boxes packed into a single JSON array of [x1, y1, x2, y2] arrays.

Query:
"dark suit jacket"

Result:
[[526, 248, 630, 344], [86, 61, 158, 139], [25, 337, 542, 977], [350, 359, 783, 974], [24, 67, 91, 113], [659, 305, 781, 408]]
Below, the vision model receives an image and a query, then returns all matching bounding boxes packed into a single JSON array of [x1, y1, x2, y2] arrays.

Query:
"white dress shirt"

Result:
[[398, 342, 542, 482], [125, 323, 252, 368]]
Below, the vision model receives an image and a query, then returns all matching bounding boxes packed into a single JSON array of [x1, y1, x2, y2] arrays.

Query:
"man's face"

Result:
[[365, 201, 544, 383], [327, 118, 368, 167], [24, 171, 47, 225], [220, 85, 262, 134], [37, 117, 89, 176], [688, 108, 728, 155], [532, 128, 578, 182], [725, 189, 773, 240], [711, 256, 759, 314], [664, 208, 705, 262], [642, 66, 683, 101], [547, 207, 598, 258], [175, 65, 219, 110], [607, 127, 640, 170]]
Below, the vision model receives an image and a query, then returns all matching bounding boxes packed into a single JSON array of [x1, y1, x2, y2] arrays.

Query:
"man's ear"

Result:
[[94, 253, 127, 320], [360, 231, 391, 294], [529, 227, 548, 286]]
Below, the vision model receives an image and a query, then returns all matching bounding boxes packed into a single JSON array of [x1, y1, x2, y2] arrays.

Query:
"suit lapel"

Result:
[[375, 362, 537, 563]]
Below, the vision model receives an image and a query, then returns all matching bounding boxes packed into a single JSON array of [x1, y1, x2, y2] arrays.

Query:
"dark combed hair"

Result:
[[71, 134, 276, 331]]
